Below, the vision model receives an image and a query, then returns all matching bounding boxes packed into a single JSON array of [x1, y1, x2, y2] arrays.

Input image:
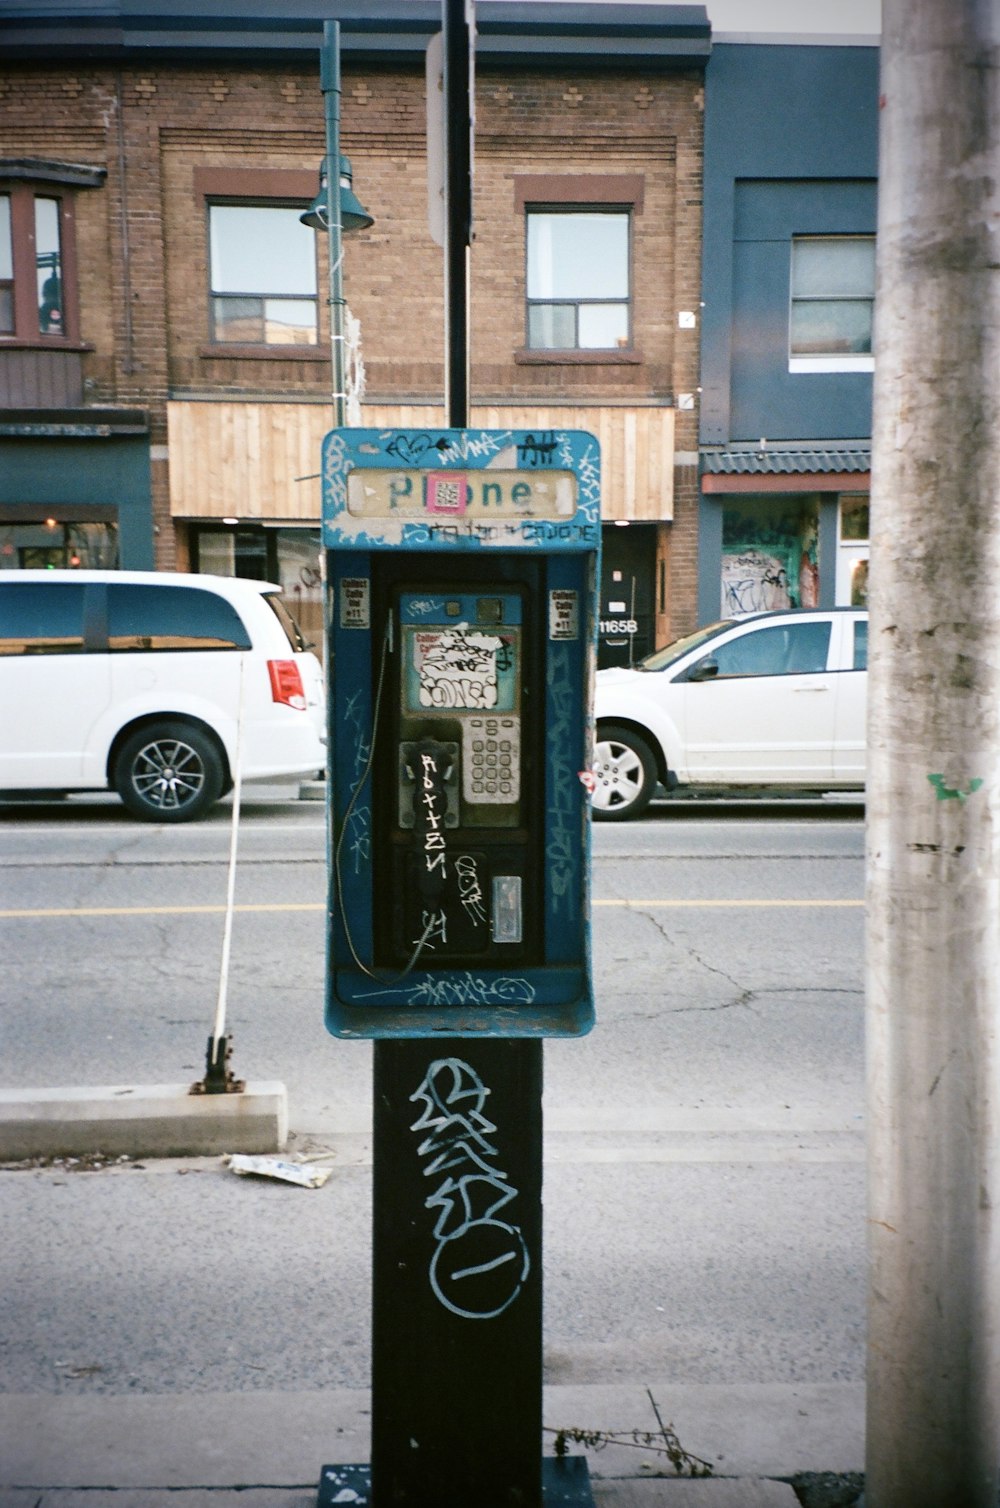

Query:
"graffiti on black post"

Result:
[[409, 1057, 530, 1320]]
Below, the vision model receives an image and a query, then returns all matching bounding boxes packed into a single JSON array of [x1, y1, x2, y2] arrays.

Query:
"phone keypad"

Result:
[[462, 717, 521, 804]]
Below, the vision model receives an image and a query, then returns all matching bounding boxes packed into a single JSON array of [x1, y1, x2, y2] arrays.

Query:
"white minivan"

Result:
[[0, 570, 326, 821]]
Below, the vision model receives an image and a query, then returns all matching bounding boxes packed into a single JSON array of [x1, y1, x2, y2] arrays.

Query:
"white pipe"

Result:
[[212, 652, 245, 1048]]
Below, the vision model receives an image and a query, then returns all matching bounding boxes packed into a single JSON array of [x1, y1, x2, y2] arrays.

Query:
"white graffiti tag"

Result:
[[415, 630, 502, 710], [545, 644, 576, 918], [410, 1058, 529, 1320], [455, 854, 487, 926]]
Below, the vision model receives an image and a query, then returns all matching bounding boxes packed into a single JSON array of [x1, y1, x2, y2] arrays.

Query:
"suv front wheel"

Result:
[[591, 723, 658, 822], [114, 721, 225, 822]]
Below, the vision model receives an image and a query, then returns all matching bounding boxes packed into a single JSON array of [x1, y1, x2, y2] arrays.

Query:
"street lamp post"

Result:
[[301, 20, 373, 426]]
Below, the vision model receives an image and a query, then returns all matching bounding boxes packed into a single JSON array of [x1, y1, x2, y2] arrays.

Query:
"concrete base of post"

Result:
[[0, 1081, 288, 1160]]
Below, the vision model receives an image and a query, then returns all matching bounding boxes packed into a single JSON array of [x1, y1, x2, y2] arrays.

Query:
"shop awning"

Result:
[[702, 447, 871, 475], [701, 447, 871, 493]]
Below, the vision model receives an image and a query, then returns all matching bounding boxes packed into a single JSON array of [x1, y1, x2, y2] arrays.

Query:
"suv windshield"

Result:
[[637, 621, 730, 672]]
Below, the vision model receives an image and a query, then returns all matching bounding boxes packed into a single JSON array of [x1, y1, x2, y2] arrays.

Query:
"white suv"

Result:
[[0, 570, 326, 822]]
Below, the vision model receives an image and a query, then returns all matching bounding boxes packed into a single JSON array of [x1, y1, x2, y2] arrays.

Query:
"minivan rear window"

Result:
[[106, 584, 252, 651], [0, 583, 86, 655], [264, 591, 309, 652]]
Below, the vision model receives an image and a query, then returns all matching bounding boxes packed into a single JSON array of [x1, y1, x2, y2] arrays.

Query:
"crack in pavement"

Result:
[[628, 906, 862, 1017], [630, 906, 756, 1013]]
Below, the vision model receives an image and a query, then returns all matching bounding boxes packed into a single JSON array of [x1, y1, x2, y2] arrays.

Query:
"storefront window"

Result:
[[840, 495, 869, 541], [849, 558, 869, 606], [720, 497, 820, 618], [837, 494, 870, 605], [0, 519, 118, 570]]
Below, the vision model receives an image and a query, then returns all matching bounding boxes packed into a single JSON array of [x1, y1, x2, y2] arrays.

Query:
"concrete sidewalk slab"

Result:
[[0, 1081, 288, 1160], [0, 1383, 863, 1497], [0, 1485, 801, 1508], [593, 1485, 798, 1506]]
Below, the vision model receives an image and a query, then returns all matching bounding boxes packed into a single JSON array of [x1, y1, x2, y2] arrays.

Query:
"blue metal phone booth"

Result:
[[322, 425, 600, 1041]]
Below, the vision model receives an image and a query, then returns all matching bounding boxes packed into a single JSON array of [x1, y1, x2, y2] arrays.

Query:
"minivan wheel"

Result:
[[114, 722, 225, 823], [591, 723, 658, 821]]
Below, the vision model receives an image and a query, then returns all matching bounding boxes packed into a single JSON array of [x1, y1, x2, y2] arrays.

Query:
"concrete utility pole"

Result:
[[866, 1, 1000, 1504]]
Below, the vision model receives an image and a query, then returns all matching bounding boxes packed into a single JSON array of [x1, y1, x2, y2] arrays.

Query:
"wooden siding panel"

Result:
[[0, 348, 84, 408], [167, 401, 674, 523]]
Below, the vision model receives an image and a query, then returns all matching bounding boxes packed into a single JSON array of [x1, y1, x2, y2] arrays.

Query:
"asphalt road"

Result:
[[0, 789, 866, 1402]]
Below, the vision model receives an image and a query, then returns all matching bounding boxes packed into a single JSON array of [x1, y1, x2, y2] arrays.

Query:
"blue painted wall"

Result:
[[0, 437, 154, 568], [700, 43, 880, 446]]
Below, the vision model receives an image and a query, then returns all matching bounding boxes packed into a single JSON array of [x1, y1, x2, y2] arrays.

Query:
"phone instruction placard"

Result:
[[339, 577, 370, 629]]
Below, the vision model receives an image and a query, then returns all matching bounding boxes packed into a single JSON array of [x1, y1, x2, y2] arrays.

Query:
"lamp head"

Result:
[[300, 155, 374, 233]]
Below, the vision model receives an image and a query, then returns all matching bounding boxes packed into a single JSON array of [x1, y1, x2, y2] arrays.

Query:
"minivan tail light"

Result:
[[267, 659, 307, 710]]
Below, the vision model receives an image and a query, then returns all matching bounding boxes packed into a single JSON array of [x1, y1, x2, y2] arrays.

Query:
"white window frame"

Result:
[[788, 234, 875, 374]]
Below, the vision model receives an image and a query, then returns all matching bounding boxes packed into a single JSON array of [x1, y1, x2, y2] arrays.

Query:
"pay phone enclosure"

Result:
[[375, 572, 541, 970]]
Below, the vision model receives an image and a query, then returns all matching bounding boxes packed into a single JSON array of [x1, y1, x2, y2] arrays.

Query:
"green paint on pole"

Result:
[[928, 774, 984, 801]]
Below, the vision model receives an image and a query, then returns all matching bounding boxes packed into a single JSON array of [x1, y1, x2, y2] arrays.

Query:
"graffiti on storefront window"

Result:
[[721, 550, 791, 616], [721, 499, 820, 618]]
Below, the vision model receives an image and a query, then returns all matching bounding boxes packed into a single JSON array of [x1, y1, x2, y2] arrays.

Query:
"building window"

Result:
[[526, 209, 630, 351], [837, 493, 870, 606], [721, 497, 820, 617], [0, 516, 118, 571], [208, 203, 318, 346], [0, 185, 73, 343], [0, 194, 14, 333], [789, 236, 875, 371]]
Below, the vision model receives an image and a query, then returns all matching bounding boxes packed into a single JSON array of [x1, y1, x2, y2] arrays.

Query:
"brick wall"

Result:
[[1, 51, 704, 620]]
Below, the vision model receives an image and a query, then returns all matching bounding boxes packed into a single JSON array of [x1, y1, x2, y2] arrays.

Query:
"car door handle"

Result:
[[792, 684, 830, 691]]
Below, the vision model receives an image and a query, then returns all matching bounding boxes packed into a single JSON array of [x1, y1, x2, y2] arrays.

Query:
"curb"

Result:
[[0, 1080, 288, 1160]]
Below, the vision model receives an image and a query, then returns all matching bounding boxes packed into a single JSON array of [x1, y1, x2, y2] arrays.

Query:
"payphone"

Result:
[[323, 426, 600, 1038]]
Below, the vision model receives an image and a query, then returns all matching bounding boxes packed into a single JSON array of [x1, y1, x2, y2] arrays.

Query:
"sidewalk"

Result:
[[0, 1381, 864, 1507]]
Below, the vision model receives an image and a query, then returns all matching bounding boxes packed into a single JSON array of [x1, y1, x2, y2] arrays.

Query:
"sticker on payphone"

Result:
[[426, 471, 468, 515]]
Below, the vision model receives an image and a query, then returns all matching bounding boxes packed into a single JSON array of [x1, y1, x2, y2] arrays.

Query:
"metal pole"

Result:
[[370, 1039, 544, 1507], [866, 0, 1000, 1503], [442, 0, 472, 427], [321, 21, 346, 428]]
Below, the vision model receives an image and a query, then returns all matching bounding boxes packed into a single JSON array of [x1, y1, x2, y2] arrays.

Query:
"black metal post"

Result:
[[371, 1039, 543, 1506], [443, 0, 472, 427]]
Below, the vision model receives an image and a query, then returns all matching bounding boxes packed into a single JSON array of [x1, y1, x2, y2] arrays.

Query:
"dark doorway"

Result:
[[599, 522, 656, 668]]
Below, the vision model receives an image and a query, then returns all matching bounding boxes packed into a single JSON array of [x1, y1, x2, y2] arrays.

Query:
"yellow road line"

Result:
[[1, 898, 862, 919], [0, 902, 325, 918], [594, 897, 862, 908]]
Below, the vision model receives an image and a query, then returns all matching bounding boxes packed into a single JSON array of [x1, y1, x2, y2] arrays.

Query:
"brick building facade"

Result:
[[0, 2, 709, 657]]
